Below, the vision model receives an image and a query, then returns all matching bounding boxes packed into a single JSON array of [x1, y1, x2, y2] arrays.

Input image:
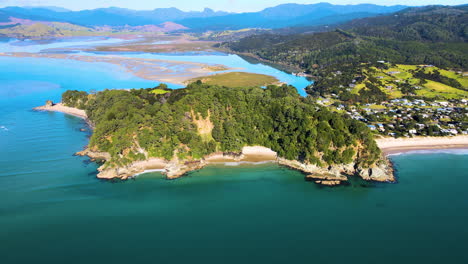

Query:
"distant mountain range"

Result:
[[0, 3, 408, 30], [0, 6, 230, 26], [178, 3, 408, 30]]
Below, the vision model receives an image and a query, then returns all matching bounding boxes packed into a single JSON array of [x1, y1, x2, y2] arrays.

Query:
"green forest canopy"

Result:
[[62, 83, 381, 168]]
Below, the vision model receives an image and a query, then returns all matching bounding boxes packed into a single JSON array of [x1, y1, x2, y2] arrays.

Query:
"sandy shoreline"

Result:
[[126, 146, 277, 178], [376, 136, 468, 155], [204, 146, 277, 163], [34, 103, 87, 119]]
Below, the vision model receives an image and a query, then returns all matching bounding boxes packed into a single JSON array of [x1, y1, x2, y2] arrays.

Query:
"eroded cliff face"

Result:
[[76, 146, 395, 186]]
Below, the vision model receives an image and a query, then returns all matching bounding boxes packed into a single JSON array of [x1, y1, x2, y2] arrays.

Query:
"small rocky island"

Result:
[[36, 83, 395, 186]]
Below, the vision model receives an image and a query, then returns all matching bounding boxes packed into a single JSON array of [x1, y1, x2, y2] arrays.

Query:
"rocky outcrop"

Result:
[[165, 159, 206, 179], [95, 158, 206, 180], [97, 166, 138, 180], [75, 148, 111, 161], [278, 156, 395, 186], [75, 147, 207, 180], [357, 159, 395, 183], [278, 158, 353, 176]]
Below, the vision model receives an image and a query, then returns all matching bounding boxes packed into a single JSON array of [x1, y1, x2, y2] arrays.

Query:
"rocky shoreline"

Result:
[[277, 157, 395, 186], [75, 145, 395, 186]]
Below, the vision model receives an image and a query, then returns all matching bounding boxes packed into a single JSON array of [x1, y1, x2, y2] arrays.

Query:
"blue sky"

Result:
[[0, 0, 466, 12]]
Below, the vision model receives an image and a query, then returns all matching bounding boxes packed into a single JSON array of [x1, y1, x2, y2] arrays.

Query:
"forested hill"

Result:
[[221, 5, 468, 101], [342, 5, 468, 42], [61, 83, 382, 169], [223, 5, 467, 70]]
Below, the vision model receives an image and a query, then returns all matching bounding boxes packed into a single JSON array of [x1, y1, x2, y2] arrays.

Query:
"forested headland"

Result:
[[62, 83, 383, 171]]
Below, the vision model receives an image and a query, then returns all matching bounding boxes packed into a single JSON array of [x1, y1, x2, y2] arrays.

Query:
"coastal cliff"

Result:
[[75, 145, 395, 185]]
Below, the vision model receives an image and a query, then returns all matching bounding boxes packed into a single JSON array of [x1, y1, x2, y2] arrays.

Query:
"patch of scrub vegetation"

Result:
[[186, 72, 280, 87]]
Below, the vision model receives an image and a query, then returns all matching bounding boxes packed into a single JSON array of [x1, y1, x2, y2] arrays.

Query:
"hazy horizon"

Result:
[[0, 0, 466, 12]]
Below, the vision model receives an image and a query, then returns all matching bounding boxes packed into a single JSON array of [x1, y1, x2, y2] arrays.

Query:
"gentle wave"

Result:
[[389, 148, 468, 156], [134, 169, 166, 177], [220, 161, 275, 166]]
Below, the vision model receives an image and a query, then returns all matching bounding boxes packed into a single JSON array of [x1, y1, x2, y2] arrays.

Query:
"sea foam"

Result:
[[389, 148, 468, 156]]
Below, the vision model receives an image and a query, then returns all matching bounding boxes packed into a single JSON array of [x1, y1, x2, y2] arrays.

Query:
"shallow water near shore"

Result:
[[1, 39, 468, 263], [85, 51, 312, 96], [1, 37, 312, 95]]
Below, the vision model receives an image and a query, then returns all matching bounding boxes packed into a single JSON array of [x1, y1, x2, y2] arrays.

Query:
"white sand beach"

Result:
[[34, 103, 87, 119], [376, 135, 468, 154]]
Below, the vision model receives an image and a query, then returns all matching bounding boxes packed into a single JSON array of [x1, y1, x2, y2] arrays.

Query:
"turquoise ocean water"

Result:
[[1, 39, 468, 264]]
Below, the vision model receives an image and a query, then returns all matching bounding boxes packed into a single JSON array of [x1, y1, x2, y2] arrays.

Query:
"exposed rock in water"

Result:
[[315, 180, 342, 186], [45, 100, 54, 107], [306, 173, 347, 186]]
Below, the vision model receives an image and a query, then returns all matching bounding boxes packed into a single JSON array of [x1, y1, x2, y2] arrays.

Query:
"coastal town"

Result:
[[311, 61, 468, 138], [322, 98, 468, 138]]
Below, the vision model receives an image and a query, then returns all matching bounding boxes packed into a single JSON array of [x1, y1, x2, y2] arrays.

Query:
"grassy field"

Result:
[[416, 80, 467, 99], [351, 83, 365, 94], [150, 89, 170, 95], [185, 72, 280, 87], [437, 69, 468, 88], [368, 104, 387, 110], [357, 64, 468, 100]]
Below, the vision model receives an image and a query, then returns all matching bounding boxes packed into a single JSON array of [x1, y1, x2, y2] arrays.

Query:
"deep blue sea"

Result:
[[1, 39, 468, 264]]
